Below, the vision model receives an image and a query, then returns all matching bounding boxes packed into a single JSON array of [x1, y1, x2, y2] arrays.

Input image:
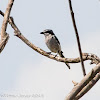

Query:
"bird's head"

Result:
[[40, 29, 54, 36]]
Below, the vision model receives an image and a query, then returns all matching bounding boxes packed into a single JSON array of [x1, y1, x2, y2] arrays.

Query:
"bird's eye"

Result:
[[50, 30, 53, 33]]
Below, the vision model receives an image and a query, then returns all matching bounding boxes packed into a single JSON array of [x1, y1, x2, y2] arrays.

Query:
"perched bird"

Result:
[[40, 29, 70, 69]]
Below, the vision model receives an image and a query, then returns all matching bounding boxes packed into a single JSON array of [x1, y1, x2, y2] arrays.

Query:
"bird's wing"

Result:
[[54, 35, 60, 45]]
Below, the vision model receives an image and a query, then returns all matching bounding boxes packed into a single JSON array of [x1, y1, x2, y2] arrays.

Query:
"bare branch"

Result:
[[0, 0, 14, 53], [68, 0, 86, 76], [0, 34, 9, 53], [65, 63, 100, 100], [0, 10, 100, 65], [74, 72, 100, 100], [0, 0, 14, 38]]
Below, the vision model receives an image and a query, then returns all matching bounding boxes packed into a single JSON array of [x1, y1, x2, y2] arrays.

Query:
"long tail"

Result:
[[59, 51, 70, 69]]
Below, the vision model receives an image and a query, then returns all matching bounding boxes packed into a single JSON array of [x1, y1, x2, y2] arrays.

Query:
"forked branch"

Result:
[[0, 0, 14, 53]]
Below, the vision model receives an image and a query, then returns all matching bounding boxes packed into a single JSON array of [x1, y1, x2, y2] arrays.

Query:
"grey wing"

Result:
[[54, 35, 60, 45], [53, 35, 62, 53]]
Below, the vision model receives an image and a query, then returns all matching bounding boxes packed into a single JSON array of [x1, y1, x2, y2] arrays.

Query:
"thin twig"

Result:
[[68, 0, 86, 76]]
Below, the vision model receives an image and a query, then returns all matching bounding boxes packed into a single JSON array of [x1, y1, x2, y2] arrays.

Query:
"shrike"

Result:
[[40, 29, 70, 69]]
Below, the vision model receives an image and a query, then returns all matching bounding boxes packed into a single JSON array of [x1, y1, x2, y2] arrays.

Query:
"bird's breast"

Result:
[[45, 36, 61, 53]]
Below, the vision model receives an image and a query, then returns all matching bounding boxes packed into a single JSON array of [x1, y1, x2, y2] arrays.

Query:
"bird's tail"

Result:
[[59, 51, 70, 69]]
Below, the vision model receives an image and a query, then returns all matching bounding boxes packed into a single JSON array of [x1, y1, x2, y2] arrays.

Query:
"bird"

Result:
[[40, 29, 70, 69]]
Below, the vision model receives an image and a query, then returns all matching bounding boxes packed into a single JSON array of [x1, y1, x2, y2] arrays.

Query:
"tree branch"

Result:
[[74, 72, 100, 100], [0, 10, 100, 65], [1, 0, 14, 38], [68, 0, 86, 76], [67, 1, 100, 98], [0, 0, 14, 53], [0, 34, 9, 53], [65, 63, 100, 100]]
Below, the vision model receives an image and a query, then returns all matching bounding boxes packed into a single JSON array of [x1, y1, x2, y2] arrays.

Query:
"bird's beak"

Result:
[[40, 32, 44, 34]]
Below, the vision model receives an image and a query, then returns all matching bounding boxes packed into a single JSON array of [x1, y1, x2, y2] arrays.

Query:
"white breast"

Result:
[[45, 34, 61, 53]]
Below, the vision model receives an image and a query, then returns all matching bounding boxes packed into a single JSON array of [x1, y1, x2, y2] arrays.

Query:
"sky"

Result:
[[0, 0, 100, 100]]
